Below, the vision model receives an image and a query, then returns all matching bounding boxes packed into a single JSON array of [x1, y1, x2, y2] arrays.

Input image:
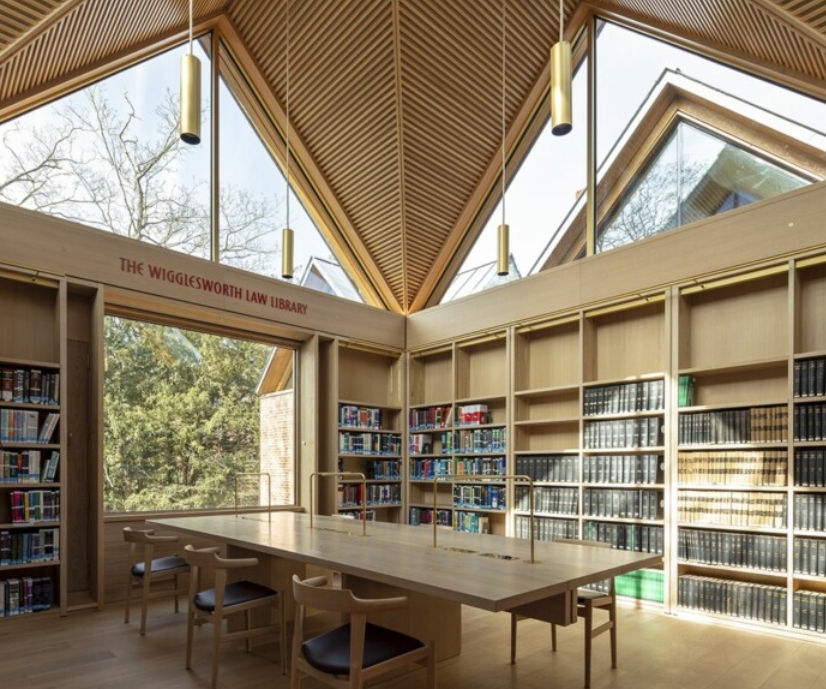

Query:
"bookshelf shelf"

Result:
[[676, 562, 787, 578], [677, 484, 789, 492], [677, 522, 789, 534], [0, 560, 60, 572], [581, 516, 665, 526]]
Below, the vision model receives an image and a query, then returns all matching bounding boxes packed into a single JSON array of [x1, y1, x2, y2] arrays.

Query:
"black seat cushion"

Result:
[[131, 555, 187, 577], [193, 580, 277, 612], [302, 622, 424, 675]]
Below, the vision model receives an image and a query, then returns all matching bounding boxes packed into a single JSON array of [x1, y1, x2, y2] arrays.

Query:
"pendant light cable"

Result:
[[285, 0, 291, 231]]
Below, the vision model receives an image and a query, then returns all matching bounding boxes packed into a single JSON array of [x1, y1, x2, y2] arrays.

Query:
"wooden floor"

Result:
[[3, 601, 826, 689]]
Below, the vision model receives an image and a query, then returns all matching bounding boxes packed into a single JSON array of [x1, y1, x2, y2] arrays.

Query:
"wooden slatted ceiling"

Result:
[[0, 0, 63, 51], [2, 1, 826, 312], [0, 0, 228, 103], [229, 0, 405, 301], [598, 0, 826, 79]]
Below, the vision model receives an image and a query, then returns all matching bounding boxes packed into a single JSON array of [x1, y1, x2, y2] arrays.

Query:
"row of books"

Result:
[[583, 454, 663, 485], [582, 379, 665, 416], [583, 521, 664, 553], [453, 427, 506, 453], [514, 486, 578, 515], [583, 488, 663, 521], [793, 590, 826, 633], [0, 527, 59, 566], [0, 410, 60, 444], [408, 405, 451, 430], [455, 404, 492, 426], [0, 368, 60, 405], [515, 455, 579, 483], [452, 484, 505, 510], [338, 483, 400, 507], [794, 357, 826, 398], [678, 574, 787, 626], [0, 576, 53, 616], [339, 405, 383, 429], [408, 507, 452, 527], [583, 417, 661, 449], [453, 511, 491, 534], [338, 431, 401, 456], [794, 449, 826, 487], [678, 406, 788, 445], [677, 491, 787, 528], [409, 458, 453, 479], [678, 528, 787, 572], [514, 515, 578, 541], [0, 450, 59, 483], [9, 489, 61, 524], [795, 537, 826, 577], [793, 493, 826, 532], [362, 460, 401, 480], [677, 450, 787, 487], [410, 429, 508, 454], [793, 403, 826, 441]]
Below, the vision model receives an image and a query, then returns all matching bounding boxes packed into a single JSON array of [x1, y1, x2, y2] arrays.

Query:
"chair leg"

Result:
[[124, 576, 132, 624], [211, 616, 222, 689], [173, 573, 180, 614], [245, 609, 253, 653], [140, 573, 151, 635], [583, 603, 593, 688], [279, 596, 287, 674], [510, 613, 517, 664], [426, 642, 436, 689], [185, 607, 196, 671], [551, 623, 557, 652], [609, 598, 618, 669]]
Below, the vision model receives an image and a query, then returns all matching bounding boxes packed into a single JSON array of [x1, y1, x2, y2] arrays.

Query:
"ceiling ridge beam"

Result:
[[392, 0, 409, 312], [0, 0, 86, 67]]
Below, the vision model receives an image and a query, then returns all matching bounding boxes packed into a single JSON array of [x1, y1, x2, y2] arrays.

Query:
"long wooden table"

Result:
[[150, 513, 661, 660]]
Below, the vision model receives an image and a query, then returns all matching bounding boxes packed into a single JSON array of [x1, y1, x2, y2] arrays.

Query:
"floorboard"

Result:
[[2, 601, 826, 688]]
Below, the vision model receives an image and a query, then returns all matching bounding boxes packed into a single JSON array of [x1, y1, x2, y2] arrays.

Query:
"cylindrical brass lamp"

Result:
[[180, 52, 201, 145], [497, 223, 510, 276], [281, 227, 294, 279], [550, 39, 572, 136]]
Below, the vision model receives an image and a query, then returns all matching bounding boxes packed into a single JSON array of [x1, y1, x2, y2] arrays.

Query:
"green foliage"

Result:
[[103, 317, 272, 512]]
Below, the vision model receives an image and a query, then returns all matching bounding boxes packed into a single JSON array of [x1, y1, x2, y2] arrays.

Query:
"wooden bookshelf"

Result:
[[406, 333, 510, 535], [318, 340, 404, 523], [0, 267, 65, 618]]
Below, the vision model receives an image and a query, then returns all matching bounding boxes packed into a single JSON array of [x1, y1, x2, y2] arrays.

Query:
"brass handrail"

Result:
[[309, 471, 368, 536], [432, 473, 536, 563], [234, 472, 272, 519]]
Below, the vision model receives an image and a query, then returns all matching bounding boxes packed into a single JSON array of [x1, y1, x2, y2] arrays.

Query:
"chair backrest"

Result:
[[292, 575, 410, 616], [123, 526, 180, 546], [184, 544, 260, 609]]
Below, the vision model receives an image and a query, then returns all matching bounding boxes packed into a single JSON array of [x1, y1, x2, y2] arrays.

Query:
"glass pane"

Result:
[[442, 54, 589, 302], [104, 317, 294, 512], [218, 46, 362, 301], [594, 20, 823, 253], [0, 39, 213, 259]]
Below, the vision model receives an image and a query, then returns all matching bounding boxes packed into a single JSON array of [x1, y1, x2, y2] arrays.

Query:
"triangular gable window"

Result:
[[596, 120, 811, 252]]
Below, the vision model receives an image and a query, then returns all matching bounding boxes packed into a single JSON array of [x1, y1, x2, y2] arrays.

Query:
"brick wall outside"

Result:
[[259, 389, 295, 505]]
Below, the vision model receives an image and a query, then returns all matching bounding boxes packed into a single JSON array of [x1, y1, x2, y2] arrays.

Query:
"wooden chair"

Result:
[[291, 574, 436, 689], [510, 539, 617, 687], [184, 545, 286, 689], [123, 526, 189, 635]]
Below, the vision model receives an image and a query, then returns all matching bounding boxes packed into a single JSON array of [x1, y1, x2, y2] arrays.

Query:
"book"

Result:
[[37, 413, 60, 444]]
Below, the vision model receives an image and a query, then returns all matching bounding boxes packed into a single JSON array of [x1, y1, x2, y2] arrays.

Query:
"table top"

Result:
[[150, 512, 662, 613]]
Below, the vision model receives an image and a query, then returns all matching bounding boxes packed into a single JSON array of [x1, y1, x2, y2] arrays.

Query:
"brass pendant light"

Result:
[[550, 0, 572, 136], [180, 0, 201, 144], [281, 0, 294, 280], [496, 0, 510, 277]]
